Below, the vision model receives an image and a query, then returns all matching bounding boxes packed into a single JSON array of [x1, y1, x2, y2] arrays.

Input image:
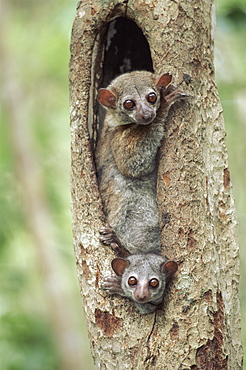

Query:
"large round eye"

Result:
[[149, 278, 159, 288], [147, 92, 157, 104], [128, 276, 137, 286], [124, 100, 135, 110]]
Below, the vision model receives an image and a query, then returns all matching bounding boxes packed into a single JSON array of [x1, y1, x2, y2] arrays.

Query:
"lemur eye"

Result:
[[128, 276, 137, 286], [147, 92, 157, 104], [149, 278, 159, 288], [124, 100, 135, 110]]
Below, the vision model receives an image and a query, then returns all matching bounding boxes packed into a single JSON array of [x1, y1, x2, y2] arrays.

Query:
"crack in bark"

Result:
[[144, 311, 158, 365]]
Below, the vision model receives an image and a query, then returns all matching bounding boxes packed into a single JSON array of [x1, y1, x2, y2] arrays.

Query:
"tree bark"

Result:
[[69, 0, 243, 368]]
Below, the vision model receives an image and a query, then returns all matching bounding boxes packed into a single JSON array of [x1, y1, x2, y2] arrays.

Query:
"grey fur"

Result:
[[96, 71, 187, 313]]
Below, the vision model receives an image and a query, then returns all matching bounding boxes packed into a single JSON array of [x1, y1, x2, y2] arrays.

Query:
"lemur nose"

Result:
[[143, 112, 153, 121]]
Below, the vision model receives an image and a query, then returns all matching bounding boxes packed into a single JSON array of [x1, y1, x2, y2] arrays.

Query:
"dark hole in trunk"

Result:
[[101, 17, 153, 87], [91, 16, 153, 148]]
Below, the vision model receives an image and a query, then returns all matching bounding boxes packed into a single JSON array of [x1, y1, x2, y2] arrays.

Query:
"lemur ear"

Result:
[[112, 258, 130, 276], [98, 88, 117, 108], [156, 72, 172, 88], [161, 260, 178, 277]]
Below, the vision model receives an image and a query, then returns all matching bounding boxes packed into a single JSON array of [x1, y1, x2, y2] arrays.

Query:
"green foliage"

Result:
[[216, 0, 246, 364], [1, 1, 94, 369], [1, 0, 245, 368], [2, 313, 58, 370], [0, 231, 59, 370], [217, 0, 246, 18]]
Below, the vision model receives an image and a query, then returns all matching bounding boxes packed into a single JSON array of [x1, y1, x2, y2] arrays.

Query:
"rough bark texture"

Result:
[[69, 0, 243, 368]]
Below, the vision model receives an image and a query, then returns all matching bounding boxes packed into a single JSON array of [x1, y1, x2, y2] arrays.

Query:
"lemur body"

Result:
[[95, 71, 187, 313]]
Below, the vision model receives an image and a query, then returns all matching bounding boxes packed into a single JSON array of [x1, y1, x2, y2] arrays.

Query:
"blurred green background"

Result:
[[0, 0, 245, 369]]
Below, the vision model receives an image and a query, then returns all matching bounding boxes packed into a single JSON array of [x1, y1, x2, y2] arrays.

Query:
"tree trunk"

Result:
[[69, 0, 243, 368]]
